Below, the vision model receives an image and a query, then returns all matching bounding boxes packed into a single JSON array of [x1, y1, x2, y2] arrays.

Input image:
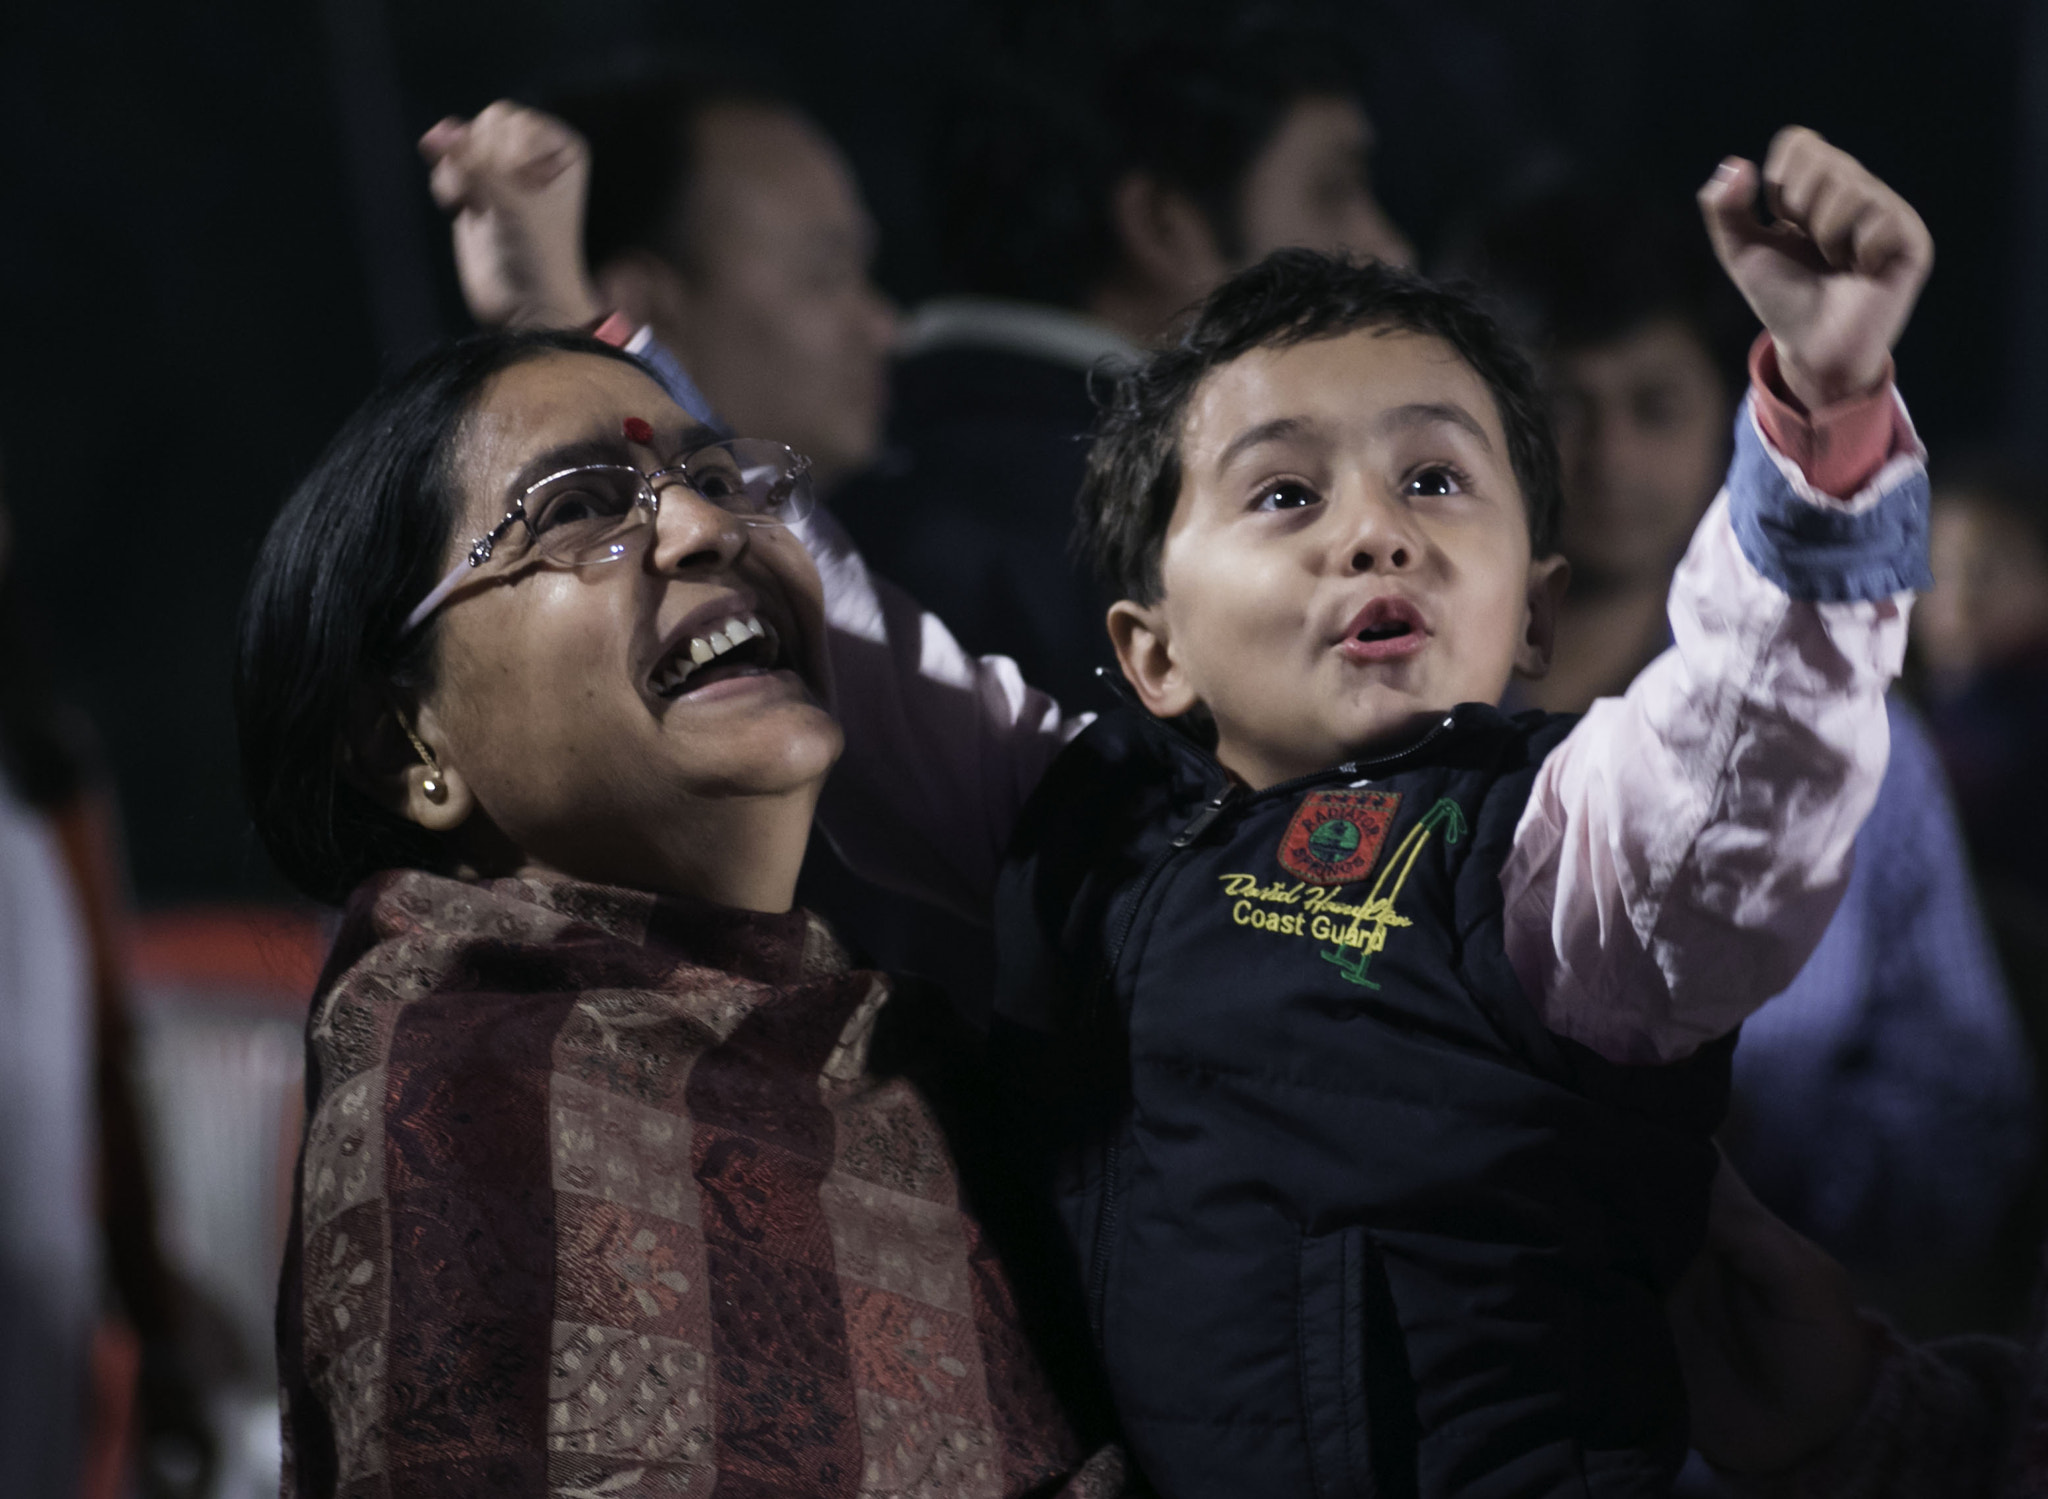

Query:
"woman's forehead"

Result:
[[456, 354, 701, 517]]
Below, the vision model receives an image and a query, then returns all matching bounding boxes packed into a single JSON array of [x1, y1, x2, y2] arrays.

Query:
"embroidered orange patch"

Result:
[[1277, 789, 1402, 885]]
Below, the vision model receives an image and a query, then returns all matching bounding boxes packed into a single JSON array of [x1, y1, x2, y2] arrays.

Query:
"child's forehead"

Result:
[[1179, 326, 1501, 463]]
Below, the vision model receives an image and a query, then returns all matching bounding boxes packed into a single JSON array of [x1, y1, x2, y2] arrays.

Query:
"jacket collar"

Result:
[[1094, 674, 1515, 804]]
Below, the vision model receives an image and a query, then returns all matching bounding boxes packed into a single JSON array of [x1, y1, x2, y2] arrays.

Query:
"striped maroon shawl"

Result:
[[278, 869, 1124, 1498]]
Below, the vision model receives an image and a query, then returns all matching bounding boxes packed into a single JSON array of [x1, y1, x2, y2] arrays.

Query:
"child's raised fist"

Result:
[[1698, 126, 1933, 412], [420, 101, 603, 332]]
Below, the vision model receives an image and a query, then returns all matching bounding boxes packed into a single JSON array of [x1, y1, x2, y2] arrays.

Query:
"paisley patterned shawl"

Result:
[[279, 868, 1126, 1498]]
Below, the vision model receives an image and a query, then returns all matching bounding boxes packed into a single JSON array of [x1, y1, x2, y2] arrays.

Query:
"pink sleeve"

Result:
[[1502, 377, 1924, 1065], [1748, 332, 1912, 498]]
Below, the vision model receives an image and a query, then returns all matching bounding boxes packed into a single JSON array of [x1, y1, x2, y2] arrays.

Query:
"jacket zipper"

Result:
[[1079, 708, 1467, 1337], [1326, 710, 1461, 785]]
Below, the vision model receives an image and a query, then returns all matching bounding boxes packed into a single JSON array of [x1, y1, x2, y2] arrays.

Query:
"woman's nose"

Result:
[[647, 485, 747, 574]]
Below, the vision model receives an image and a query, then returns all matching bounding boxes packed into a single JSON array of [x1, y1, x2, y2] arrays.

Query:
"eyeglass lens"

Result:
[[523, 440, 807, 566]]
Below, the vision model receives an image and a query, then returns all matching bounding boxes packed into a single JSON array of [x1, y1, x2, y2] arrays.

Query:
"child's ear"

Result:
[[1512, 553, 1573, 680], [1107, 599, 1201, 719]]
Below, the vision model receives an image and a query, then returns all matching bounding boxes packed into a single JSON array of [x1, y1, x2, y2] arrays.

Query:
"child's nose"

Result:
[[1341, 493, 1419, 573], [1351, 542, 1413, 572]]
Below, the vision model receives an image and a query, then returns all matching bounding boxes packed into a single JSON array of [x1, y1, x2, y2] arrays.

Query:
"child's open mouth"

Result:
[[1338, 596, 1429, 663]]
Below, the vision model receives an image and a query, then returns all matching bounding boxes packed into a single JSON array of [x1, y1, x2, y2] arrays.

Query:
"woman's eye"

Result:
[[534, 495, 596, 530], [686, 455, 749, 501], [1253, 480, 1322, 512], [532, 483, 632, 533], [1403, 466, 1465, 498]]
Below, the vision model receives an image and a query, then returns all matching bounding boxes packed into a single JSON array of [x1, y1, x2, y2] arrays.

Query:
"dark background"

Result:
[[0, 0, 2037, 905]]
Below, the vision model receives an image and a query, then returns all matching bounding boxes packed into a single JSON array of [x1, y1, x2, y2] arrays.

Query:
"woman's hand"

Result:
[[1699, 126, 1934, 411], [1668, 1150, 1884, 1476], [420, 100, 604, 331]]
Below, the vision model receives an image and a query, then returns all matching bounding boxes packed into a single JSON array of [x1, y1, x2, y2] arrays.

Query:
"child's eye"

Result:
[[1403, 465, 1468, 498], [1252, 480, 1323, 512]]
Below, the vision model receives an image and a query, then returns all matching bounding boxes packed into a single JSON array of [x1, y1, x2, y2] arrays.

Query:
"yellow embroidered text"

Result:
[[1218, 797, 1467, 988]]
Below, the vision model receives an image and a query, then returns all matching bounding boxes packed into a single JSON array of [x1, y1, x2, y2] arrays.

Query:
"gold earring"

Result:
[[398, 719, 449, 804]]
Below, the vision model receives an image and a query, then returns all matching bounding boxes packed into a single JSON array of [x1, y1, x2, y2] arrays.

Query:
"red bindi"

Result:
[[622, 416, 654, 445]]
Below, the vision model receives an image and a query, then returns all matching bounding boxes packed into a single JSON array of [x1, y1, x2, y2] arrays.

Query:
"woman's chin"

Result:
[[660, 703, 843, 797], [769, 711, 845, 787]]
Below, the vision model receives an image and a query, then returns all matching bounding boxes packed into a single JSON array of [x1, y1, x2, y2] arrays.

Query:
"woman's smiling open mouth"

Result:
[[1338, 595, 1429, 663], [649, 612, 790, 699]]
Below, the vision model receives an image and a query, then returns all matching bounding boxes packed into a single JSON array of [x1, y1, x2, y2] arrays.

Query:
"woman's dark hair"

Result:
[[1079, 249, 1564, 605], [235, 328, 646, 904]]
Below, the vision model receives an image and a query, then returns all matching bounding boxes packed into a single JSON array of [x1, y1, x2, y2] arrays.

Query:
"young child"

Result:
[[428, 114, 1933, 1494], [810, 129, 1929, 1496]]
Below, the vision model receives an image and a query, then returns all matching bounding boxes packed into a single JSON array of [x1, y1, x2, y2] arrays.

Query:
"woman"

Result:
[[236, 328, 1122, 1497]]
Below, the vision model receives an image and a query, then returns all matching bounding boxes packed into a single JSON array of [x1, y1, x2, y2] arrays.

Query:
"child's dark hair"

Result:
[[1080, 250, 1564, 605]]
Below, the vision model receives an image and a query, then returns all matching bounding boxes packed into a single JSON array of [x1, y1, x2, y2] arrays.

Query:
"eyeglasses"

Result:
[[400, 437, 812, 637]]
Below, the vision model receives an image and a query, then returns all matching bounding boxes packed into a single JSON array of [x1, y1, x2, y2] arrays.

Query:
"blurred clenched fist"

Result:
[[1699, 126, 1934, 412], [420, 100, 603, 331]]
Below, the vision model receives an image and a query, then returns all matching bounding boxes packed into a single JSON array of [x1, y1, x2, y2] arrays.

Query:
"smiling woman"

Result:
[[238, 332, 840, 910], [234, 330, 1121, 1498]]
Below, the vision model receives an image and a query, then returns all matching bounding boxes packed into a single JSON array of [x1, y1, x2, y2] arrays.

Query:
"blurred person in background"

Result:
[[423, 59, 898, 496], [1914, 462, 2048, 1320], [834, 16, 1413, 710], [0, 467, 215, 1496], [1462, 195, 1753, 717], [1916, 458, 2048, 904], [1465, 183, 2035, 1286]]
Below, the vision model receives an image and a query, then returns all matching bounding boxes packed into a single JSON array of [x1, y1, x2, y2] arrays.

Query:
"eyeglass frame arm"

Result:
[[399, 509, 528, 638]]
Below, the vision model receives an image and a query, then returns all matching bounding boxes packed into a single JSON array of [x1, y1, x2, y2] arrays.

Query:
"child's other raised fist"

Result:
[[1698, 126, 1933, 413], [420, 101, 603, 332]]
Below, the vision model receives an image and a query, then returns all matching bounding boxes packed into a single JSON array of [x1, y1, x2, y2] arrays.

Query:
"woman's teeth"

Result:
[[652, 614, 777, 697]]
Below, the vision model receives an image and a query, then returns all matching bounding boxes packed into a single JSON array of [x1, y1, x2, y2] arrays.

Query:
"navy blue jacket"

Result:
[[992, 702, 1733, 1498]]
